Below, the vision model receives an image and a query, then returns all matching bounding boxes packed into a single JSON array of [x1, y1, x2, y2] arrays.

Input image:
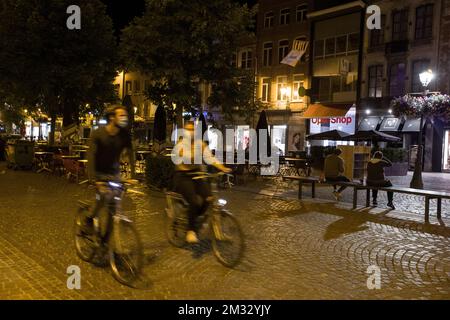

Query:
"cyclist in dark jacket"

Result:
[[366, 151, 395, 209]]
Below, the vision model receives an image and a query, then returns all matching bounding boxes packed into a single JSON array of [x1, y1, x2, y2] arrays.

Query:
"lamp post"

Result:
[[410, 69, 434, 189]]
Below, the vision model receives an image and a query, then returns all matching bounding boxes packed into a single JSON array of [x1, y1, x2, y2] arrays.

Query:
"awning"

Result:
[[302, 103, 351, 118], [379, 117, 402, 132], [402, 118, 424, 132], [359, 117, 381, 131]]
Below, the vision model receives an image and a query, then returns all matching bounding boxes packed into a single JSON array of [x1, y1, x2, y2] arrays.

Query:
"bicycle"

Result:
[[74, 178, 144, 286], [165, 172, 244, 268]]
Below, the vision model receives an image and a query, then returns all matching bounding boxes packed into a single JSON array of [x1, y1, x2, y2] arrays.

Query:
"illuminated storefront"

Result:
[[308, 107, 356, 146], [443, 130, 450, 172]]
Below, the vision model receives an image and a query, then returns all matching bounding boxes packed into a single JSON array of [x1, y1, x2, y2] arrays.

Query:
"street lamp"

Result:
[[411, 69, 434, 189], [419, 69, 434, 93]]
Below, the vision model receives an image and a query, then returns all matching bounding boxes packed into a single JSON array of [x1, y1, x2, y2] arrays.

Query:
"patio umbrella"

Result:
[[255, 110, 271, 158], [344, 130, 401, 142], [153, 105, 167, 143], [306, 129, 350, 141]]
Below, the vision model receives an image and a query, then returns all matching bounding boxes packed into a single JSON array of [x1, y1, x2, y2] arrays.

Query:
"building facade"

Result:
[[360, 0, 449, 172], [253, 0, 310, 154]]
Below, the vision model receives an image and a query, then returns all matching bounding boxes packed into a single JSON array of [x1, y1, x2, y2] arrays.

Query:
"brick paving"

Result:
[[0, 162, 449, 299]]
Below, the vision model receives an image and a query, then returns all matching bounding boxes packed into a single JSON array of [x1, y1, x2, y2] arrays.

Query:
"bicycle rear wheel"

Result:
[[74, 207, 96, 262], [211, 210, 244, 268], [109, 217, 143, 286]]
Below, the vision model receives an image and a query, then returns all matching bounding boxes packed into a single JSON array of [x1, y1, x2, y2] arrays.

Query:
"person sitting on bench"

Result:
[[324, 148, 350, 201], [366, 151, 395, 210]]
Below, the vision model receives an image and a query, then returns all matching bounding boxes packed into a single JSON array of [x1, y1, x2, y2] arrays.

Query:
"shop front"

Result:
[[442, 129, 450, 172], [307, 106, 356, 147]]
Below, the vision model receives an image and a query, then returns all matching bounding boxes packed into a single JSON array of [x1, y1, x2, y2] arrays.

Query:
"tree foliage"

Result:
[[120, 0, 257, 118], [0, 0, 118, 141]]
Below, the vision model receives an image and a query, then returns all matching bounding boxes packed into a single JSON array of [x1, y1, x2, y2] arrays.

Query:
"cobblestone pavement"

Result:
[[0, 162, 449, 299]]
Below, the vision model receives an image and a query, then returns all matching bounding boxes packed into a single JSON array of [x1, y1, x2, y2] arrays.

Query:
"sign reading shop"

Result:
[[309, 107, 356, 135]]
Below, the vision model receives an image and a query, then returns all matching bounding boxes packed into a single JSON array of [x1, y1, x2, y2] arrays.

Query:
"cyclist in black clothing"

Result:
[[83, 105, 135, 230]]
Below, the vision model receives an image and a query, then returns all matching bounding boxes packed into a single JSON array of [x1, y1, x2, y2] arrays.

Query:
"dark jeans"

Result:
[[367, 180, 393, 203], [326, 176, 350, 193], [174, 171, 212, 231]]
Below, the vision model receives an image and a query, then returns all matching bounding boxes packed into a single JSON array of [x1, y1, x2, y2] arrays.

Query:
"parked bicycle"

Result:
[[74, 178, 144, 286], [165, 172, 244, 268]]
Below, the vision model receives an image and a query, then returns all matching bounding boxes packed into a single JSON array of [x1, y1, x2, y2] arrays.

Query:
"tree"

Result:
[[120, 0, 257, 126], [0, 0, 118, 144], [208, 70, 265, 125], [391, 93, 450, 188]]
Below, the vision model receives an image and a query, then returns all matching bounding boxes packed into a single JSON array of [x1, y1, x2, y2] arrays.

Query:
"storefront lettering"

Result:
[[311, 117, 353, 125]]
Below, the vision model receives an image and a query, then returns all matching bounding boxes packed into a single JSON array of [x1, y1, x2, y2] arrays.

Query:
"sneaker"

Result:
[[387, 202, 396, 210], [186, 231, 199, 244], [332, 191, 342, 201]]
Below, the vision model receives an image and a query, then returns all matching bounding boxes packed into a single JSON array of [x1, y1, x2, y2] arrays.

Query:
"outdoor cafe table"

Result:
[[284, 157, 312, 176], [34, 151, 54, 173]]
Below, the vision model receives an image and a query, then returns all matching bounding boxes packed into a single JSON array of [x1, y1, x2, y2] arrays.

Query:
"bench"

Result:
[[283, 176, 360, 200], [283, 176, 450, 222], [354, 186, 450, 221]]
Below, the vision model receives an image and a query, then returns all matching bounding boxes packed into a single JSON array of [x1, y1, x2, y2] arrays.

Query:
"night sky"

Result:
[[101, 0, 258, 37]]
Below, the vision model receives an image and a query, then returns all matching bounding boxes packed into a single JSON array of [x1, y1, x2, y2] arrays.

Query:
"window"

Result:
[[314, 39, 324, 59], [144, 80, 150, 92], [392, 10, 408, 41], [314, 33, 359, 59], [292, 75, 304, 101], [368, 65, 383, 98], [325, 38, 335, 56], [318, 77, 331, 101], [240, 50, 252, 69], [335, 35, 347, 55], [231, 53, 237, 68], [264, 12, 274, 28], [126, 81, 132, 94], [296, 4, 307, 23], [133, 80, 141, 92], [347, 33, 359, 52], [263, 42, 273, 66], [278, 40, 289, 63], [415, 4, 433, 40], [411, 59, 430, 92], [261, 78, 271, 102], [389, 63, 406, 96], [277, 76, 288, 101], [370, 15, 385, 47], [280, 8, 290, 25]]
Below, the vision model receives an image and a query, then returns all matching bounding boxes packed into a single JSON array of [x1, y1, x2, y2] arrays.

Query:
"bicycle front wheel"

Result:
[[74, 207, 96, 263], [211, 210, 244, 268], [109, 217, 143, 286]]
